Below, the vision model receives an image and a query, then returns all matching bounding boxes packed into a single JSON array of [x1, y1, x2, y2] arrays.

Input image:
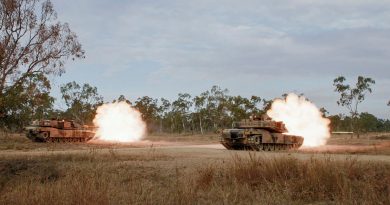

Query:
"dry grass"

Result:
[[1, 131, 390, 204], [0, 132, 148, 151], [328, 132, 390, 145], [0, 150, 389, 205]]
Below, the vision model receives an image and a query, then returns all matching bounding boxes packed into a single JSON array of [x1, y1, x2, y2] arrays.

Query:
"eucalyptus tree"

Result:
[[207, 86, 229, 130], [157, 98, 171, 133], [193, 95, 207, 134], [134, 96, 159, 131], [172, 93, 192, 133], [60, 81, 103, 125], [333, 76, 375, 138], [227, 95, 250, 123], [0, 0, 84, 121], [113, 95, 131, 105], [1, 73, 53, 130]]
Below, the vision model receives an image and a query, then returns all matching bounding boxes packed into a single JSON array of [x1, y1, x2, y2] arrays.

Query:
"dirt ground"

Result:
[[1, 132, 390, 163]]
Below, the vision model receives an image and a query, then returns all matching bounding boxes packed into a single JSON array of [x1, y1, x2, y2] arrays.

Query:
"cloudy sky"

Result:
[[51, 0, 390, 119]]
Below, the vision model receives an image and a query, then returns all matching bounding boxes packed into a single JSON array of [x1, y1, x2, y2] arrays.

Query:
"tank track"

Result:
[[45, 137, 93, 143], [27, 133, 93, 143], [221, 142, 302, 151]]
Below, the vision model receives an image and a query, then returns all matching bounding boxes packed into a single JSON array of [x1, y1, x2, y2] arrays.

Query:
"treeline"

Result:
[[1, 80, 389, 134], [329, 113, 390, 133], [1, 82, 269, 133]]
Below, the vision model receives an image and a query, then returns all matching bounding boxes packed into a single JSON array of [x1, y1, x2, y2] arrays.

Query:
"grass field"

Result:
[[0, 132, 390, 204]]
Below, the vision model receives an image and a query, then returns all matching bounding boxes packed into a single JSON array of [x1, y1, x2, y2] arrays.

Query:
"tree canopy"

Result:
[[0, 0, 83, 129], [333, 76, 375, 137]]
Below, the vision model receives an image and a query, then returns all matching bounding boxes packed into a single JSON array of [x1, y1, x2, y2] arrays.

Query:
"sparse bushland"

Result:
[[0, 151, 389, 205]]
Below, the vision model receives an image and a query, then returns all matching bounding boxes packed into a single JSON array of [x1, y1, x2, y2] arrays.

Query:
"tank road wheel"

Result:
[[257, 144, 263, 151], [40, 132, 50, 142], [263, 144, 268, 151]]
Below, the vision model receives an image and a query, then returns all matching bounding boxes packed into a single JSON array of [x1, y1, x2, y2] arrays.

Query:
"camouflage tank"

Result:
[[220, 116, 304, 151], [25, 119, 95, 142]]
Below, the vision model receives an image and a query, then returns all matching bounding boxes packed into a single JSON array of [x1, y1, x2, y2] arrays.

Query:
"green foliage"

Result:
[[133, 96, 159, 131], [0, 0, 83, 108], [112, 95, 131, 105], [60, 81, 103, 125], [0, 0, 83, 130], [136, 86, 269, 134], [333, 76, 375, 137], [329, 113, 390, 132], [0, 73, 54, 130]]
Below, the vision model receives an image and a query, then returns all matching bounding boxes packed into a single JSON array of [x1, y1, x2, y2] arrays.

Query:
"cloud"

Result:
[[51, 0, 390, 118]]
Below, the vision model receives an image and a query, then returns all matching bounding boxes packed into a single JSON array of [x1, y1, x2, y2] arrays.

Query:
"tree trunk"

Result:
[[350, 119, 354, 139], [182, 119, 186, 133], [355, 117, 360, 139], [199, 117, 204, 135], [170, 117, 174, 133], [159, 118, 163, 133]]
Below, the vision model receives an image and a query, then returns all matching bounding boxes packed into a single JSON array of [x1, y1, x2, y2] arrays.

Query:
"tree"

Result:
[[358, 112, 381, 132], [113, 95, 131, 105], [262, 99, 273, 112], [172, 93, 192, 133], [0, 72, 53, 130], [157, 98, 171, 133], [333, 76, 375, 138], [249, 96, 262, 115], [60, 81, 102, 125], [0, 0, 84, 121], [320, 107, 329, 117], [208, 86, 229, 130], [134, 96, 158, 131], [227, 95, 251, 123], [193, 95, 206, 134]]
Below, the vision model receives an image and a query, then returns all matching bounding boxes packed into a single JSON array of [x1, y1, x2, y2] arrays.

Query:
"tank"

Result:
[[25, 119, 95, 142], [220, 116, 304, 151]]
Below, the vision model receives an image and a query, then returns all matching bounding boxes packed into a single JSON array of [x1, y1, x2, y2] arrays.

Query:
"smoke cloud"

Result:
[[93, 102, 146, 142], [267, 93, 331, 147]]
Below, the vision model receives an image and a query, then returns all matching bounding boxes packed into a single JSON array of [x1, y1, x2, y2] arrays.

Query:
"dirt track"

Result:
[[1, 140, 390, 163]]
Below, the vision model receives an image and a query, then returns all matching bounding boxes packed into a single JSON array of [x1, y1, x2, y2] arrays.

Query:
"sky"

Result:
[[50, 0, 390, 119]]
